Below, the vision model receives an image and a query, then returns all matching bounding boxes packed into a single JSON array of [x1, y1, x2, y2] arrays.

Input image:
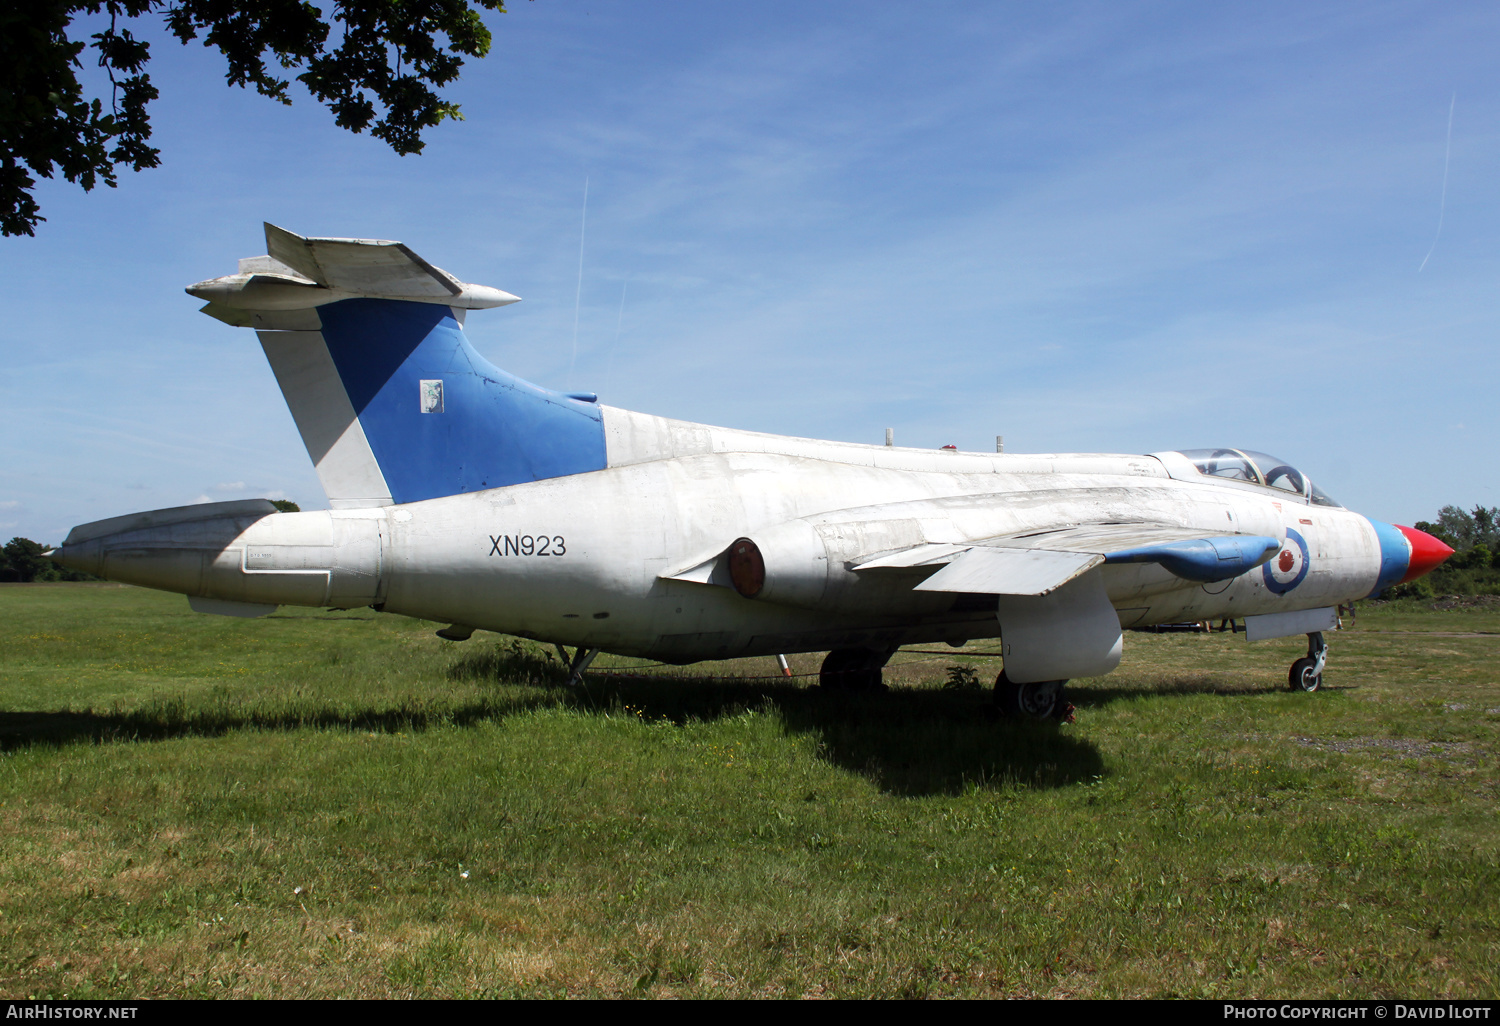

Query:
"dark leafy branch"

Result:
[[1, 0, 507, 237]]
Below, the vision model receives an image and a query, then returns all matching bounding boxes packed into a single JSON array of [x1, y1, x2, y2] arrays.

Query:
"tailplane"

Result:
[[188, 224, 606, 507]]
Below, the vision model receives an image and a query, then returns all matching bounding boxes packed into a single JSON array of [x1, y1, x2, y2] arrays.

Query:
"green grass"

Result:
[[1, 583, 1496, 998]]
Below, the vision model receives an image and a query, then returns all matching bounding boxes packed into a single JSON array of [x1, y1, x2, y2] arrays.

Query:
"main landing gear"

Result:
[[818, 648, 891, 692], [1288, 631, 1327, 692], [993, 671, 1073, 721], [554, 645, 600, 687]]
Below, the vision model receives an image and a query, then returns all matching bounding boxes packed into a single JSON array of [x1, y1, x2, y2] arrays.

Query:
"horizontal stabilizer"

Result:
[[265, 223, 462, 298], [198, 300, 322, 331], [185, 224, 519, 315]]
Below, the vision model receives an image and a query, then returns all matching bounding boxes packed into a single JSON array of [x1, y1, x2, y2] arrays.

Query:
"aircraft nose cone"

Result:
[[1396, 525, 1454, 583], [1366, 519, 1419, 597]]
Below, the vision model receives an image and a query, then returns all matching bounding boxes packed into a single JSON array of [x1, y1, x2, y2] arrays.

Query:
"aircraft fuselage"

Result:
[[55, 409, 1389, 664]]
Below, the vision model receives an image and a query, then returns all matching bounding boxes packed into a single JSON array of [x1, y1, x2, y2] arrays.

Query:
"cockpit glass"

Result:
[[1174, 448, 1343, 508], [1309, 481, 1342, 508], [1178, 448, 1261, 484], [1239, 451, 1305, 495]]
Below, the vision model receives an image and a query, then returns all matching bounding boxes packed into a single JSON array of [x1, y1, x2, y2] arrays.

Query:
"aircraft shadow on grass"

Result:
[[581, 675, 1106, 797], [1, 641, 1350, 796], [447, 643, 1107, 795], [1069, 673, 1357, 707], [0, 654, 1105, 798]]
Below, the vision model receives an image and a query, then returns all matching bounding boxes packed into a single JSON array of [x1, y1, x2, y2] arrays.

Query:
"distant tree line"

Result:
[[0, 537, 95, 582], [1414, 506, 1500, 569], [1392, 505, 1500, 599]]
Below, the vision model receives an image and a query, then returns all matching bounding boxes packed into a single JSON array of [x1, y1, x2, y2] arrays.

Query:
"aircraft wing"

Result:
[[853, 522, 1282, 596]]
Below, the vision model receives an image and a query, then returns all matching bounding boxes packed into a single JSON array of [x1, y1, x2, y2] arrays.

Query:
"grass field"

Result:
[[1, 583, 1496, 999]]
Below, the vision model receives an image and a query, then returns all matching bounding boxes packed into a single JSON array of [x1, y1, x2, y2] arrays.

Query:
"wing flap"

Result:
[[850, 542, 970, 571], [913, 546, 1104, 596]]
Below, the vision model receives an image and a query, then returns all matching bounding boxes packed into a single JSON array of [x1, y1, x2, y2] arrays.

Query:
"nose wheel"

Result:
[[1288, 631, 1327, 692], [994, 671, 1071, 720]]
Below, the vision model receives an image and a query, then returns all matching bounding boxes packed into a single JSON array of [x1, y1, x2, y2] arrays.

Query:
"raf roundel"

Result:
[[1262, 528, 1310, 595]]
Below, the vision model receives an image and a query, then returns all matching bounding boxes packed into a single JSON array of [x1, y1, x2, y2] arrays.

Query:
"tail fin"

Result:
[[187, 224, 606, 507]]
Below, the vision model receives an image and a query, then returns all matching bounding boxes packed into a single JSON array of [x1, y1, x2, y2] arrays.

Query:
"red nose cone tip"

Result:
[[1396, 525, 1455, 583]]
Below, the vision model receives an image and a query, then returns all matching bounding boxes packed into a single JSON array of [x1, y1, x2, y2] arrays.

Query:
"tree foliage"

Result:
[[0, 537, 98, 582], [1, 537, 49, 582], [1390, 504, 1500, 598], [1, 0, 507, 236], [1415, 505, 1500, 556]]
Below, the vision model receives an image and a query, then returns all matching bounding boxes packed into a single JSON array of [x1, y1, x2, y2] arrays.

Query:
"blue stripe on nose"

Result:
[[1366, 519, 1411, 598]]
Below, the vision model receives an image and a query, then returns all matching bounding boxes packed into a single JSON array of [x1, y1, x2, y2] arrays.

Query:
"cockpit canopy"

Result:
[[1176, 448, 1342, 508]]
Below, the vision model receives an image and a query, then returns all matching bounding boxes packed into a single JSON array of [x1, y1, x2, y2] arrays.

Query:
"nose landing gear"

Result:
[[1288, 631, 1327, 692]]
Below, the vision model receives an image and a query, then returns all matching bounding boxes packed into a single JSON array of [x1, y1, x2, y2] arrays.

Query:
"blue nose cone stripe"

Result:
[[1366, 519, 1411, 598]]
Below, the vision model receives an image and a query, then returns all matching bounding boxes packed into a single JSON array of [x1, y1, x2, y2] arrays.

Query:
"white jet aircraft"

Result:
[[49, 226, 1454, 717]]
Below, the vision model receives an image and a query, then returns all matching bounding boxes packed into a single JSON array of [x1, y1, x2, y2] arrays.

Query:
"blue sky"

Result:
[[3, 1, 1497, 543]]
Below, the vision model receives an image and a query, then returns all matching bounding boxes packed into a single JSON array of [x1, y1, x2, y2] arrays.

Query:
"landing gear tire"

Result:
[[1288, 657, 1321, 692], [818, 648, 889, 692], [1288, 631, 1328, 693], [994, 671, 1068, 719]]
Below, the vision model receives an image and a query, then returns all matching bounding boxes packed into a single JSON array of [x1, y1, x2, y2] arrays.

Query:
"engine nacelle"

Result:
[[723, 519, 830, 608]]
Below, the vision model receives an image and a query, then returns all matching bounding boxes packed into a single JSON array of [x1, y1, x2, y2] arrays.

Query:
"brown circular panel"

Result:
[[727, 537, 765, 598]]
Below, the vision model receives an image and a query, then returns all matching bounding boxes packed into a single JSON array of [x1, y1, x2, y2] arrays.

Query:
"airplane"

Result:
[[48, 225, 1454, 718]]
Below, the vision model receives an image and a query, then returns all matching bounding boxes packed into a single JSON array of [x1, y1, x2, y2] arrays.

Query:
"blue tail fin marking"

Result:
[[317, 299, 605, 504]]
